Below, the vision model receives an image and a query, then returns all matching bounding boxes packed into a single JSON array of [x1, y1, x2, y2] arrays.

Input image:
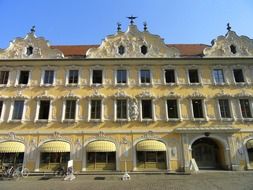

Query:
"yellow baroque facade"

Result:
[[0, 21, 253, 173]]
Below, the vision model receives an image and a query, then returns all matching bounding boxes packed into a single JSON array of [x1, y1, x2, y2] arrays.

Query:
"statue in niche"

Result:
[[130, 98, 139, 120]]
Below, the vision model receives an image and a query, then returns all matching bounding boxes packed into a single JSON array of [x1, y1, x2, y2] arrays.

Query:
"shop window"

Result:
[[43, 70, 54, 85], [140, 69, 151, 84], [141, 45, 148, 55], [92, 70, 103, 84], [18, 71, 30, 85], [188, 69, 199, 83], [0, 71, 9, 85], [68, 70, 79, 84], [38, 100, 50, 120], [192, 99, 204, 118], [116, 99, 127, 119], [167, 99, 178, 119], [90, 100, 101, 119], [116, 70, 127, 84], [213, 69, 225, 84], [0, 153, 24, 166], [218, 99, 231, 118], [12, 100, 24, 120], [65, 100, 76, 120], [165, 69, 175, 84], [142, 100, 152, 119], [233, 69, 244, 83], [40, 152, 70, 164], [239, 99, 252, 118]]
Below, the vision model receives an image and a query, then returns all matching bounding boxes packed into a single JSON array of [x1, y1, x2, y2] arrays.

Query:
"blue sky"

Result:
[[0, 0, 252, 47]]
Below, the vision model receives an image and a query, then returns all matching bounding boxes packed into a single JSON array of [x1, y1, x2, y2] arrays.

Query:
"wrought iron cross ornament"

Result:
[[127, 15, 137, 25]]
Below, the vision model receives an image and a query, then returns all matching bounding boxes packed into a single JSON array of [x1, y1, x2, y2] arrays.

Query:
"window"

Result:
[[18, 71, 29, 85], [65, 100, 76, 120], [233, 69, 244, 83], [141, 100, 152, 119], [230, 45, 236, 54], [167, 100, 178, 119], [165, 69, 175, 84], [116, 99, 127, 119], [0, 71, 9, 85], [90, 100, 101, 119], [192, 99, 204, 118], [141, 45, 148, 55], [140, 70, 151, 84], [0, 101, 3, 119], [213, 69, 225, 84], [43, 70, 54, 85], [26, 46, 33, 56], [239, 99, 252, 118], [12, 100, 24, 120], [68, 70, 79, 84], [188, 69, 199, 83], [116, 70, 127, 84], [118, 45, 125, 55], [218, 99, 231, 119], [38, 100, 50, 120], [92, 70, 103, 84]]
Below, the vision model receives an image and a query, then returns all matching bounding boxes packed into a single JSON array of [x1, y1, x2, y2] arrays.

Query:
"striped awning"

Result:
[[136, 140, 166, 151], [246, 140, 253, 149], [40, 141, 70, 152], [86, 141, 116, 152], [0, 141, 25, 153]]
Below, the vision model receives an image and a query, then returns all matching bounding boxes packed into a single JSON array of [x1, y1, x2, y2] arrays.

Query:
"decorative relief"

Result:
[[74, 139, 82, 160], [129, 98, 139, 121], [29, 139, 37, 160], [113, 91, 131, 99], [39, 131, 71, 144], [35, 90, 54, 100], [62, 91, 80, 99], [204, 27, 253, 57], [0, 132, 24, 142], [187, 91, 206, 99], [10, 90, 29, 99], [235, 90, 253, 98], [87, 89, 105, 99], [215, 90, 233, 98], [136, 91, 155, 99], [141, 131, 161, 139], [163, 92, 181, 99], [0, 27, 64, 59], [86, 23, 180, 58], [84, 132, 117, 144]]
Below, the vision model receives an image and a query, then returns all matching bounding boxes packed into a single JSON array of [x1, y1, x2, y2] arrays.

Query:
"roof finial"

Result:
[[30, 25, 35, 33], [117, 22, 121, 32], [227, 23, 231, 32], [143, 22, 148, 31], [127, 15, 137, 25]]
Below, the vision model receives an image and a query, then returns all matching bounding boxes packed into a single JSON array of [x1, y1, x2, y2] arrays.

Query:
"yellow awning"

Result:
[[136, 140, 166, 151], [86, 141, 116, 152], [246, 140, 253, 149], [0, 141, 25, 153], [40, 141, 70, 152]]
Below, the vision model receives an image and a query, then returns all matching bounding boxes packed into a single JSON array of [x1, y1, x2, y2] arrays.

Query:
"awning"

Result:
[[0, 141, 25, 153], [246, 140, 253, 149], [86, 141, 116, 152], [40, 141, 70, 152], [136, 140, 166, 151]]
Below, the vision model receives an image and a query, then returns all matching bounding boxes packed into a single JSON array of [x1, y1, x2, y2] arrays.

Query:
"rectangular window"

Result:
[[142, 100, 152, 119], [239, 99, 252, 118], [116, 99, 127, 119], [18, 71, 29, 85], [12, 100, 24, 120], [68, 70, 79, 84], [233, 69, 244, 83], [192, 99, 204, 118], [117, 70, 127, 84], [0, 71, 9, 85], [167, 100, 178, 119], [38, 100, 50, 120], [65, 100, 76, 120], [165, 69, 175, 83], [0, 101, 3, 118], [92, 70, 103, 84], [218, 99, 231, 118], [43, 70, 54, 85], [140, 70, 151, 84], [213, 69, 225, 84], [91, 100, 101, 119], [188, 69, 199, 83]]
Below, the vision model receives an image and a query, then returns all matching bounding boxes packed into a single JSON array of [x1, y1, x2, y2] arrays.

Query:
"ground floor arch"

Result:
[[246, 139, 253, 168]]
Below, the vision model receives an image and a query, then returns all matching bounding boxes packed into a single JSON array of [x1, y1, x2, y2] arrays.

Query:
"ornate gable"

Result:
[[0, 27, 64, 59], [86, 19, 180, 58]]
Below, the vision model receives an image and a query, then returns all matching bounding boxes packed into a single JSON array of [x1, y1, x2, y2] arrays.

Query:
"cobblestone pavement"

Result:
[[0, 171, 253, 190]]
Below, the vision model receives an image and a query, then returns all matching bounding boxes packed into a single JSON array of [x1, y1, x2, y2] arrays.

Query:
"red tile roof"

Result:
[[51, 44, 210, 58]]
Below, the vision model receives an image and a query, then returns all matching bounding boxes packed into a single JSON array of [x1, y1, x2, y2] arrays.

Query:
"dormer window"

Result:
[[118, 45, 125, 55], [230, 45, 236, 54], [26, 46, 33, 56], [141, 45, 148, 55]]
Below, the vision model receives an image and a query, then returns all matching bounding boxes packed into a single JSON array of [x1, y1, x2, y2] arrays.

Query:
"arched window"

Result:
[[26, 46, 33, 56], [230, 45, 236, 54], [118, 45, 125, 55], [141, 45, 148, 55]]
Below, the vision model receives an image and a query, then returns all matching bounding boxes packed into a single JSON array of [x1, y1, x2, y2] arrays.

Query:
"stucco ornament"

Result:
[[129, 98, 139, 121], [0, 26, 64, 59], [86, 24, 180, 58], [204, 29, 253, 57]]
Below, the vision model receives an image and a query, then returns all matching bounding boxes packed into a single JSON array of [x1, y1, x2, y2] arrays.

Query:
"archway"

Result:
[[246, 139, 253, 167], [191, 137, 225, 169]]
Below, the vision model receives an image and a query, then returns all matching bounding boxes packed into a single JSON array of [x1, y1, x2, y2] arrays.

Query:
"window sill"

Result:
[[141, 119, 154, 122], [36, 119, 50, 123], [213, 82, 228, 86], [62, 119, 77, 123], [167, 118, 181, 122], [8, 120, 23, 123], [220, 118, 234, 122], [0, 84, 9, 88], [164, 83, 177, 86], [91, 84, 103, 87], [115, 119, 129, 123], [115, 83, 128, 87], [66, 83, 80, 87], [241, 118, 253, 122], [192, 118, 208, 122], [188, 83, 202, 86], [40, 84, 55, 87], [234, 82, 247, 86], [89, 119, 103, 123], [15, 84, 30, 88]]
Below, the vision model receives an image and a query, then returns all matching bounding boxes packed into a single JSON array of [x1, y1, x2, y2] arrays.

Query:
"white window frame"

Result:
[[15, 69, 32, 87], [61, 99, 79, 123], [90, 67, 104, 87], [139, 98, 155, 122], [0, 99, 6, 122], [216, 98, 234, 121], [8, 99, 27, 123], [88, 98, 104, 122], [238, 98, 253, 121], [212, 67, 227, 85], [34, 99, 53, 123], [65, 68, 81, 87], [40, 69, 56, 87], [0, 69, 10, 87], [163, 67, 178, 85], [114, 98, 130, 122], [187, 67, 202, 85], [190, 98, 208, 121], [139, 68, 153, 86], [114, 68, 129, 86], [165, 99, 182, 121]]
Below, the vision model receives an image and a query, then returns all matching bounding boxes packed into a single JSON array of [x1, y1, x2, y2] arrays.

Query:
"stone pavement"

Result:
[[0, 171, 253, 190]]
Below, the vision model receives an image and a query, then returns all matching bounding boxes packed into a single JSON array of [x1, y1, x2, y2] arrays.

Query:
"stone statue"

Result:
[[130, 98, 139, 120]]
